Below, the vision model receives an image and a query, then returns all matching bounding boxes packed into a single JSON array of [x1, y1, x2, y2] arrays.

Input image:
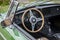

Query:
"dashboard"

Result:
[[13, 4, 60, 40]]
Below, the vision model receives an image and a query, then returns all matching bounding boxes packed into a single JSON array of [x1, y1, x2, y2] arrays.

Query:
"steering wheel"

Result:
[[22, 8, 44, 33]]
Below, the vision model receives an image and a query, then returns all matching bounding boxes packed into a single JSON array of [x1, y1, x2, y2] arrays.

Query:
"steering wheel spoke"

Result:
[[31, 24, 35, 31], [37, 18, 42, 22], [29, 10, 34, 17]]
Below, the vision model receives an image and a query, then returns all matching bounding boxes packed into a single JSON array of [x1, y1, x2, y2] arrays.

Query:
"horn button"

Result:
[[29, 16, 37, 24]]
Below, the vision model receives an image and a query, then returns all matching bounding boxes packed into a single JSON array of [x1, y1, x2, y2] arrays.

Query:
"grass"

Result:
[[0, 5, 9, 13]]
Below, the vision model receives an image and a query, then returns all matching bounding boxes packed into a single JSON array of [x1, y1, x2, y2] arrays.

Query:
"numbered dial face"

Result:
[[22, 8, 44, 33]]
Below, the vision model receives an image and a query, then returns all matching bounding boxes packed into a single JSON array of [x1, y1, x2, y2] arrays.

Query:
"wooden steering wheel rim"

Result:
[[22, 8, 44, 33]]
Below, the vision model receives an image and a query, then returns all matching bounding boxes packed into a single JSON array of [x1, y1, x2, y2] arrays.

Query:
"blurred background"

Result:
[[0, 0, 60, 13]]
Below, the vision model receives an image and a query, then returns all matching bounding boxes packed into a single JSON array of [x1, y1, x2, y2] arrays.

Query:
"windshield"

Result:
[[17, 0, 60, 9], [18, 0, 60, 4]]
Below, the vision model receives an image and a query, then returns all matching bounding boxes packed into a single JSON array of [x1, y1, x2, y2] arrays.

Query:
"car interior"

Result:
[[12, 3, 60, 40]]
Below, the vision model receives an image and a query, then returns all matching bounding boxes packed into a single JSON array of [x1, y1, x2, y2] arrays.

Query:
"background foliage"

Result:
[[0, 0, 10, 6], [0, 0, 60, 13]]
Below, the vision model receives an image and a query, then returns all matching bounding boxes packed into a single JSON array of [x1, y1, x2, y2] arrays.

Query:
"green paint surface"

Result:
[[13, 27, 19, 36], [0, 25, 15, 40], [0, 35, 4, 40]]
